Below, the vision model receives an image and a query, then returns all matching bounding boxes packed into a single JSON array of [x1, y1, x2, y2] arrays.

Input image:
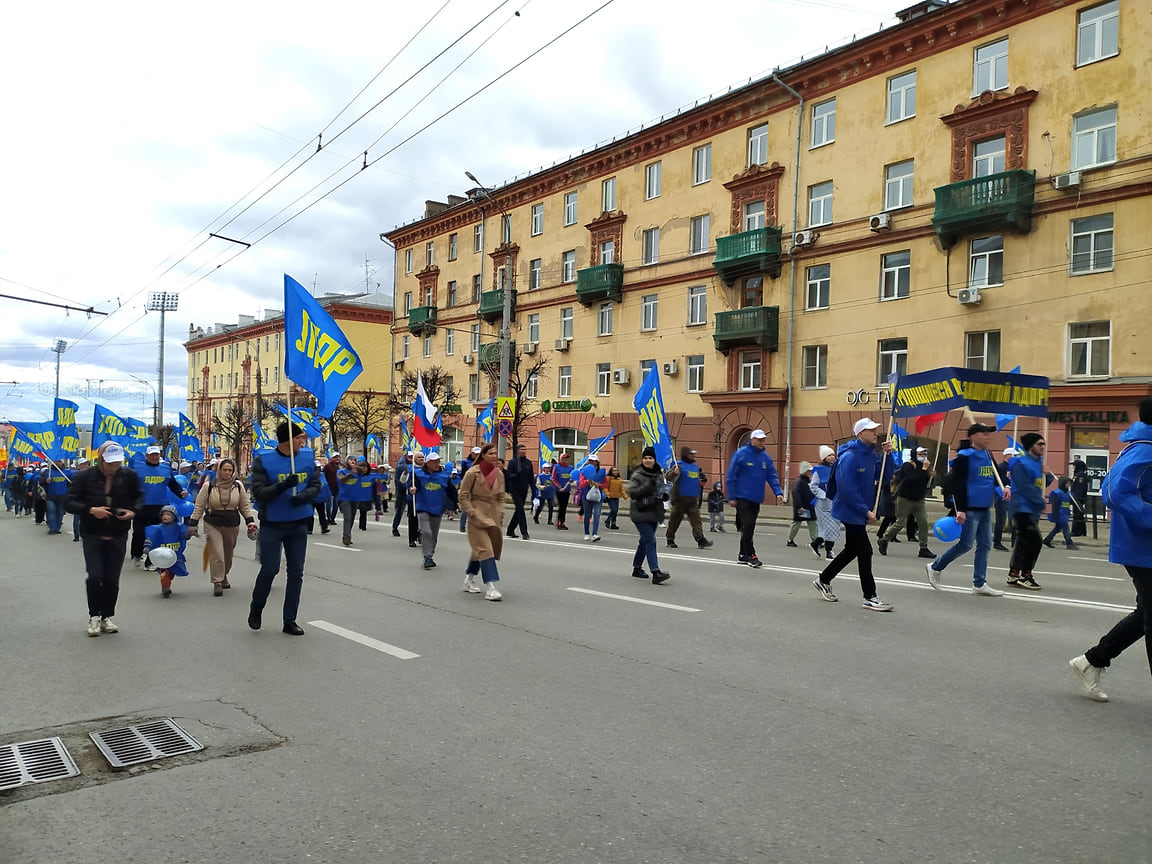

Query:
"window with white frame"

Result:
[[423, 333, 432, 358], [564, 192, 578, 226], [1069, 322, 1110, 377], [530, 258, 542, 290], [689, 215, 710, 255], [558, 365, 572, 397], [640, 359, 655, 379], [599, 240, 614, 265], [469, 374, 480, 402], [1077, 1, 1119, 67], [445, 328, 455, 356], [969, 236, 1004, 288], [688, 285, 707, 325], [472, 274, 482, 302], [877, 339, 907, 384], [426, 241, 435, 267], [802, 345, 828, 389], [598, 302, 613, 336], [1072, 107, 1117, 170], [470, 324, 481, 353], [886, 70, 916, 124], [641, 294, 658, 331], [645, 162, 662, 199], [526, 372, 538, 400], [808, 181, 834, 227], [642, 228, 660, 265], [973, 39, 1008, 94], [973, 136, 1006, 177], [473, 224, 482, 253], [811, 99, 836, 147], [602, 177, 616, 212], [881, 251, 911, 300], [560, 307, 573, 340], [423, 285, 434, 306], [447, 280, 457, 307], [501, 215, 511, 244], [743, 200, 765, 231], [531, 203, 543, 236], [401, 335, 410, 359], [1071, 213, 1114, 274], [497, 264, 510, 292], [527, 313, 540, 344], [686, 355, 704, 393], [596, 362, 611, 396], [806, 264, 830, 310], [739, 351, 762, 391], [692, 144, 712, 185], [965, 331, 1001, 371], [448, 233, 458, 261], [748, 124, 768, 166], [404, 249, 413, 273], [403, 291, 412, 315], [885, 160, 914, 210]]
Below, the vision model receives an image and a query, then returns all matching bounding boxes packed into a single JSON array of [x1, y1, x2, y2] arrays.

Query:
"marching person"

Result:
[[1070, 459, 1089, 538], [41, 460, 70, 535], [534, 462, 556, 525], [1006, 433, 1046, 590], [459, 442, 506, 601], [604, 465, 626, 530], [665, 447, 712, 550], [336, 455, 374, 547], [993, 448, 1014, 551], [726, 429, 785, 568], [129, 444, 186, 569], [877, 446, 936, 559], [787, 462, 818, 548], [551, 451, 575, 530], [505, 442, 534, 540], [706, 481, 726, 533], [412, 452, 455, 569], [322, 454, 342, 524], [144, 504, 189, 598], [187, 457, 258, 596], [627, 446, 671, 584], [458, 446, 480, 532], [1043, 476, 1079, 550], [580, 453, 607, 541], [392, 452, 413, 537]]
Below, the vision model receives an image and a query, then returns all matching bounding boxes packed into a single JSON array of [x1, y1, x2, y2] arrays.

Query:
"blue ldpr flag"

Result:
[[539, 432, 556, 466], [253, 422, 277, 456], [283, 274, 363, 417], [399, 417, 415, 454], [632, 365, 674, 469], [575, 430, 615, 472], [272, 403, 324, 438], [10, 427, 40, 459], [53, 398, 81, 460], [477, 396, 496, 442], [178, 412, 204, 461], [996, 365, 1023, 430], [12, 419, 71, 461]]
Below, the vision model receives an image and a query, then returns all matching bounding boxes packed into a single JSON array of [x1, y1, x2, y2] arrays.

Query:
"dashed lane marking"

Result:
[[566, 588, 700, 612], [307, 620, 420, 659]]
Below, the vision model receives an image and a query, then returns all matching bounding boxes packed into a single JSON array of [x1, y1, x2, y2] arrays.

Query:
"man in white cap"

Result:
[[129, 444, 186, 568], [877, 445, 936, 559], [726, 428, 785, 568]]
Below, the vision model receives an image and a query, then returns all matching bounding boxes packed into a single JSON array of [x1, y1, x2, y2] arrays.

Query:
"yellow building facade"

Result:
[[385, 0, 1150, 489]]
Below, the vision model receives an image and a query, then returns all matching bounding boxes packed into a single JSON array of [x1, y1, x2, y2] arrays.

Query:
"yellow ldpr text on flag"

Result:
[[894, 378, 962, 410], [960, 381, 1012, 403], [295, 309, 358, 381], [1010, 386, 1049, 409], [638, 392, 665, 446], [57, 404, 76, 426]]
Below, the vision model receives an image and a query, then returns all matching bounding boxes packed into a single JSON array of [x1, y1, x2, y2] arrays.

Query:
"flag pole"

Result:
[[874, 412, 894, 514], [287, 389, 296, 476]]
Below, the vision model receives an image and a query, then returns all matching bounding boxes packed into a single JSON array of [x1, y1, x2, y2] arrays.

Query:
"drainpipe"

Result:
[[771, 71, 803, 499]]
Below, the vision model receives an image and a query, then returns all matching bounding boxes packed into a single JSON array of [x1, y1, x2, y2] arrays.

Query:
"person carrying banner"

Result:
[[534, 462, 556, 525], [1006, 433, 1046, 590], [129, 445, 186, 568], [459, 442, 506, 601], [505, 442, 534, 540], [412, 452, 455, 569], [877, 446, 936, 559], [187, 458, 257, 596], [726, 429, 785, 568], [925, 423, 1010, 596], [628, 446, 671, 584], [666, 447, 712, 550], [552, 452, 575, 531]]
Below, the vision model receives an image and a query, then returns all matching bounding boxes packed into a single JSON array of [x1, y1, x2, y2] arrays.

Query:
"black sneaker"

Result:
[[876, 538, 888, 556], [812, 579, 838, 602], [747, 556, 764, 568], [697, 538, 713, 549], [993, 543, 1010, 551], [666, 539, 678, 548], [1017, 576, 1042, 590], [810, 540, 823, 559], [891, 537, 901, 543], [1043, 538, 1054, 548], [825, 550, 834, 560], [918, 547, 937, 559], [786, 541, 798, 548]]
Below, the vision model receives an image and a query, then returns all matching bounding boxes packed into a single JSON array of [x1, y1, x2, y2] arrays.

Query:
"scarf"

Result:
[[478, 458, 499, 488]]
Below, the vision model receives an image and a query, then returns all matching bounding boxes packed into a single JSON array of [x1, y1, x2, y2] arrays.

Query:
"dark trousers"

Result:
[[1086, 565, 1152, 675], [251, 520, 308, 623], [82, 533, 128, 618], [819, 523, 877, 599], [311, 503, 328, 531], [993, 498, 1008, 545], [735, 499, 760, 558], [556, 490, 571, 525], [666, 496, 704, 542], [358, 500, 371, 531], [325, 491, 339, 523], [534, 496, 554, 523], [1008, 513, 1042, 573], [392, 495, 406, 532], [508, 490, 529, 536], [130, 504, 163, 560]]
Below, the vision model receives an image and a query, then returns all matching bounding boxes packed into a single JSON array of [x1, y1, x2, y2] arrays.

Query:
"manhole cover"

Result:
[[0, 737, 81, 790], [89, 718, 203, 769]]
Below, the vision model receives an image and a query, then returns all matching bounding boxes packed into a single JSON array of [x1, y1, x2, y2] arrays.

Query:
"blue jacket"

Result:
[[1102, 421, 1152, 567], [674, 460, 704, 499], [137, 461, 184, 507], [1048, 489, 1073, 525], [1008, 453, 1046, 515], [830, 438, 890, 526], [950, 447, 998, 511], [535, 471, 555, 500], [144, 521, 188, 578], [726, 444, 784, 504], [251, 448, 321, 523], [41, 466, 70, 500], [413, 466, 453, 516]]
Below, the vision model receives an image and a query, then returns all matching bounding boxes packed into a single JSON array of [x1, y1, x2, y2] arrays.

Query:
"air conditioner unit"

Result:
[[522, 342, 537, 355], [869, 213, 892, 232], [1052, 171, 1082, 191], [394, 360, 405, 370], [662, 360, 679, 376], [612, 368, 631, 385], [793, 229, 816, 247], [554, 338, 570, 352], [461, 354, 474, 365], [957, 287, 982, 306]]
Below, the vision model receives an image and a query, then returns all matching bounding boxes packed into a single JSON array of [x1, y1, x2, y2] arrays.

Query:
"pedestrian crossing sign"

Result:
[[497, 397, 516, 420]]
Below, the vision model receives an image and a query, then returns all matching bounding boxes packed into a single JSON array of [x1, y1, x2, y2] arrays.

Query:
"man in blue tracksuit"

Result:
[[726, 428, 785, 568], [1006, 432, 1047, 590], [129, 445, 187, 567], [926, 422, 1011, 596], [1069, 398, 1152, 702]]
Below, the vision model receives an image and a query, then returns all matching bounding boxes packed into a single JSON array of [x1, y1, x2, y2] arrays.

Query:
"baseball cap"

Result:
[[853, 418, 881, 435], [917, 446, 928, 453], [425, 452, 440, 461], [179, 461, 192, 469], [967, 422, 996, 435], [749, 429, 768, 440], [1002, 447, 1016, 455], [146, 445, 162, 455], [471, 447, 482, 454], [587, 453, 600, 461], [102, 442, 126, 463], [406, 451, 415, 458]]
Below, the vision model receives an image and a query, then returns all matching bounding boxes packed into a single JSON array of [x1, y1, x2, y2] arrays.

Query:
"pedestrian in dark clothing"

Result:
[[665, 446, 712, 550], [1043, 476, 1079, 550], [706, 482, 725, 532], [505, 443, 533, 539], [877, 446, 936, 559], [534, 462, 556, 525], [787, 462, 818, 547], [1070, 459, 1089, 537], [627, 447, 670, 584], [993, 449, 1013, 550], [1006, 433, 1047, 590], [322, 454, 342, 523]]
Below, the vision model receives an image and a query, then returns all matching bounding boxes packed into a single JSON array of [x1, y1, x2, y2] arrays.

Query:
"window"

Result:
[[264, 336, 269, 353], [1071, 214, 1114, 274], [640, 359, 656, 380], [469, 374, 480, 402], [689, 215, 710, 255], [688, 285, 707, 325], [530, 203, 543, 236], [808, 181, 834, 227], [564, 192, 578, 226], [596, 362, 611, 396], [426, 242, 435, 267], [448, 233, 458, 261], [599, 240, 614, 265], [1073, 107, 1117, 170], [423, 285, 434, 306], [598, 302, 613, 336], [645, 162, 662, 199], [748, 124, 768, 166], [973, 39, 1008, 94], [1077, 1, 1119, 66], [445, 328, 455, 356], [811, 99, 836, 147], [562, 250, 576, 283], [401, 335, 410, 359], [886, 70, 916, 124], [472, 274, 482, 303], [973, 136, 1006, 177], [885, 160, 914, 210], [692, 144, 712, 185], [968, 236, 1004, 288], [526, 372, 538, 400], [743, 200, 765, 231], [802, 345, 828, 389], [641, 294, 658, 331], [473, 224, 482, 253], [642, 228, 660, 265], [501, 215, 511, 244], [806, 264, 830, 310], [602, 177, 616, 212], [1069, 322, 1110, 377], [686, 355, 704, 393], [560, 307, 573, 340], [497, 264, 511, 292], [527, 313, 540, 344], [446, 280, 457, 307], [470, 324, 481, 353], [529, 258, 542, 290], [404, 249, 413, 273], [877, 339, 908, 384], [558, 365, 572, 397], [423, 334, 432, 358], [965, 331, 1001, 371], [739, 352, 761, 391], [881, 251, 911, 300], [403, 291, 412, 315]]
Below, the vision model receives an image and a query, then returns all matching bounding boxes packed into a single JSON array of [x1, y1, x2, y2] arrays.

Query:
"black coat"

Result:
[[505, 455, 534, 495], [65, 466, 143, 537]]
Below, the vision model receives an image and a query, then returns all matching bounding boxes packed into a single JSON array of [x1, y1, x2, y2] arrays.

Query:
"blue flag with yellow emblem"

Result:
[[283, 274, 363, 417]]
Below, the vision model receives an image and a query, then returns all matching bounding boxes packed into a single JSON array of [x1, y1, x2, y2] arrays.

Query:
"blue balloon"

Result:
[[933, 516, 962, 543], [167, 490, 196, 518], [173, 473, 190, 490]]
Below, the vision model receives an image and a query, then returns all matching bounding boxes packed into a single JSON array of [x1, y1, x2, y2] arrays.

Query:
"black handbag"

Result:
[[205, 509, 241, 527]]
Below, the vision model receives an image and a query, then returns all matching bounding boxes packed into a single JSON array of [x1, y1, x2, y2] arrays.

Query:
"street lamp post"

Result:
[[147, 291, 179, 430], [128, 374, 158, 428], [51, 340, 67, 400]]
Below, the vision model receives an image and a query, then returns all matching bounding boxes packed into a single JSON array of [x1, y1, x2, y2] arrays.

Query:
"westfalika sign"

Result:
[[891, 367, 1050, 419]]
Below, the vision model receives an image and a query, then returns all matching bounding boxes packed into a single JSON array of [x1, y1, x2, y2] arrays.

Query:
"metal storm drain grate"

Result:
[[0, 737, 81, 790], [89, 718, 203, 769]]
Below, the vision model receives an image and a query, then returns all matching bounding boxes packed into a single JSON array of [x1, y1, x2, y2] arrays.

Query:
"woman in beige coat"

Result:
[[458, 442, 505, 601], [188, 458, 257, 596]]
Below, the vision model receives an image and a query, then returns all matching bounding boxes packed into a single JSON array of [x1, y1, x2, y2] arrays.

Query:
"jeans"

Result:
[[3, 486, 12, 510], [1085, 565, 1152, 675], [73, 513, 82, 540], [1045, 521, 1073, 546], [819, 523, 877, 599], [1009, 513, 1042, 573], [606, 497, 619, 527], [508, 490, 529, 536], [418, 511, 442, 558], [326, 492, 340, 523], [82, 533, 128, 618], [46, 497, 65, 533], [251, 519, 308, 623], [583, 498, 603, 536], [735, 499, 760, 558], [632, 520, 659, 572], [709, 511, 724, 531], [932, 507, 992, 586]]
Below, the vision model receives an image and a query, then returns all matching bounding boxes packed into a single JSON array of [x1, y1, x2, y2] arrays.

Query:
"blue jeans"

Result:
[[251, 520, 309, 622], [932, 507, 992, 587], [632, 520, 659, 572], [607, 497, 619, 526], [583, 499, 603, 536], [3, 486, 12, 510], [46, 498, 65, 533]]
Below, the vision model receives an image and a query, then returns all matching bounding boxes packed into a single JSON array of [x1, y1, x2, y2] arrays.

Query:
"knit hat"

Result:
[[819, 445, 834, 461], [1020, 432, 1044, 451], [160, 504, 178, 520], [276, 421, 304, 442], [641, 446, 657, 460]]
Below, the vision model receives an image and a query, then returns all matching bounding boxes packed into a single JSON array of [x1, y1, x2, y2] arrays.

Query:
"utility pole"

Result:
[[147, 292, 179, 430], [52, 340, 67, 400]]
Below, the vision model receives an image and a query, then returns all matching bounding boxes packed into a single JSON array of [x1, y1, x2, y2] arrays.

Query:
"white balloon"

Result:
[[149, 547, 178, 569]]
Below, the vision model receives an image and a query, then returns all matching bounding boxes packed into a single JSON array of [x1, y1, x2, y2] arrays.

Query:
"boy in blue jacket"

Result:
[[144, 504, 189, 598], [1043, 476, 1078, 550]]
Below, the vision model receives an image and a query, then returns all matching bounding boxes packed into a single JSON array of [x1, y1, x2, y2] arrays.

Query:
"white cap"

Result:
[[146, 445, 162, 455], [917, 447, 928, 454], [179, 461, 192, 469], [406, 451, 415, 458], [540, 462, 550, 469], [750, 429, 768, 440], [1003, 447, 1016, 455], [853, 418, 881, 435], [587, 453, 600, 461], [425, 452, 440, 461], [102, 442, 126, 463], [471, 447, 482, 454]]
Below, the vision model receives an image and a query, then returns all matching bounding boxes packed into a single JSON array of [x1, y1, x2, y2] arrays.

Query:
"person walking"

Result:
[[458, 447, 480, 532], [533, 462, 556, 525], [1043, 476, 1079, 550], [627, 446, 671, 584], [1070, 458, 1089, 538], [310, 464, 332, 535], [459, 442, 506, 601], [579, 453, 606, 541], [9, 466, 27, 518], [925, 423, 1011, 596], [1068, 398, 1152, 702], [993, 448, 1014, 550], [322, 454, 342, 524], [787, 462, 818, 548], [65, 442, 142, 637], [412, 452, 455, 569], [726, 429, 785, 568], [666, 447, 712, 550], [144, 504, 190, 598], [1005, 433, 1046, 590], [877, 446, 936, 559], [551, 452, 575, 530], [187, 457, 258, 596], [706, 481, 726, 533], [41, 460, 70, 535], [392, 452, 413, 537], [129, 445, 186, 568], [336, 456, 373, 547], [811, 418, 896, 611], [248, 421, 323, 636], [604, 466, 626, 529], [505, 443, 534, 540]]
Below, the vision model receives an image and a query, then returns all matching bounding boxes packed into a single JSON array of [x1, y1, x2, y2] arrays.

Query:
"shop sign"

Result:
[[845, 386, 892, 407], [541, 398, 593, 413], [1051, 411, 1128, 424], [440, 404, 463, 415]]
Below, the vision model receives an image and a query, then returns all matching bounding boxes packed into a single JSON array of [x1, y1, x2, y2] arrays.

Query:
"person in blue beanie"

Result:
[[1006, 432, 1047, 590]]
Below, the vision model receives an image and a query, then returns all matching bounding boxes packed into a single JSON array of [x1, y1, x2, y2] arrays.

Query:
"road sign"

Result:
[[498, 419, 514, 437], [496, 396, 516, 420]]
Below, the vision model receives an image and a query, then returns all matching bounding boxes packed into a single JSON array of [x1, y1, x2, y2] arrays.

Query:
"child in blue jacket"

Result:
[[145, 504, 189, 597], [1044, 476, 1079, 550]]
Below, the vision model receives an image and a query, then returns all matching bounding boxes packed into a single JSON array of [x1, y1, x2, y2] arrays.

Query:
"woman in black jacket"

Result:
[[627, 446, 670, 584], [787, 461, 818, 547]]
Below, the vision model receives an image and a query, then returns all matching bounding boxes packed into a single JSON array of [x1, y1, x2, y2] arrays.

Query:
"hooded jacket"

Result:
[[1101, 421, 1152, 567], [725, 443, 783, 504], [1008, 452, 1046, 516], [829, 438, 896, 526]]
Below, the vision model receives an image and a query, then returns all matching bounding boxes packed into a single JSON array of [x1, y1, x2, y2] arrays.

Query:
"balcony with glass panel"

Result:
[[477, 289, 516, 323], [931, 169, 1036, 249], [713, 306, 780, 354], [712, 227, 783, 286], [575, 263, 624, 306], [407, 305, 437, 335]]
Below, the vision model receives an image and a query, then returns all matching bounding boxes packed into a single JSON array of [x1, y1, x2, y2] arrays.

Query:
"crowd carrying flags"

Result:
[[283, 274, 363, 418], [399, 417, 415, 454], [632, 364, 675, 469], [891, 366, 1049, 420], [539, 432, 556, 466], [177, 412, 204, 461], [995, 366, 1024, 430], [410, 372, 442, 448], [476, 396, 496, 443], [272, 403, 324, 438]]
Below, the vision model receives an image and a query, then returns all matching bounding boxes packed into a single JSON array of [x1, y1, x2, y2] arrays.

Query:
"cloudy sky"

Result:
[[1, 0, 900, 428]]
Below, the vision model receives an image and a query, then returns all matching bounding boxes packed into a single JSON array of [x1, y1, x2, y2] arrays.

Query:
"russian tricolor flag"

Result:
[[410, 373, 442, 448]]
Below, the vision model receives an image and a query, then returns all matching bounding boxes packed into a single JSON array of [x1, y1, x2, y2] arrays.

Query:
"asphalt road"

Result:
[[1, 507, 1147, 864]]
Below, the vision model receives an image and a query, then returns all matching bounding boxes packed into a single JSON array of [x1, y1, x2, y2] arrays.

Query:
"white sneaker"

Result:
[[592, 535, 601, 543], [972, 583, 1005, 596], [925, 561, 941, 590], [485, 583, 502, 601], [583, 534, 591, 541], [87, 616, 101, 637], [99, 618, 119, 634], [1069, 655, 1109, 702], [861, 596, 894, 612], [463, 574, 481, 594]]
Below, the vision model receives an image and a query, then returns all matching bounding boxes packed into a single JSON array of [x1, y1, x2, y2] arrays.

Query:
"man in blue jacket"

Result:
[[666, 447, 712, 550], [726, 428, 785, 568], [1006, 432, 1047, 590], [812, 417, 896, 611], [1069, 398, 1152, 702]]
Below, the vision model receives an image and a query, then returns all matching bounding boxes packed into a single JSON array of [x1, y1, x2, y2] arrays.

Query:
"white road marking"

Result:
[[307, 620, 420, 659], [962, 564, 1121, 581], [1068, 556, 1108, 562], [315, 542, 361, 552], [567, 587, 700, 612]]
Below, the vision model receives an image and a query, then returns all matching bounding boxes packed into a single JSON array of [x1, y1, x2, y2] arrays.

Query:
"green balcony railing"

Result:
[[713, 306, 780, 354], [477, 288, 516, 323], [480, 340, 516, 368], [407, 305, 437, 334], [932, 169, 1036, 249], [575, 263, 624, 306], [712, 227, 783, 286]]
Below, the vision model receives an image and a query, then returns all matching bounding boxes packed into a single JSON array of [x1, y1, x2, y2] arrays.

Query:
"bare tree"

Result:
[[211, 401, 251, 466], [337, 389, 390, 455], [481, 351, 551, 451]]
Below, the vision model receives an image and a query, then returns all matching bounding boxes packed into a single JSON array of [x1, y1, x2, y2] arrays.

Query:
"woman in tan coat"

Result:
[[458, 442, 505, 601], [188, 458, 257, 596]]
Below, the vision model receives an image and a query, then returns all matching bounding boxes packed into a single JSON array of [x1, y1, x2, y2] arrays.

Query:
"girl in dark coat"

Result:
[[626, 447, 670, 585]]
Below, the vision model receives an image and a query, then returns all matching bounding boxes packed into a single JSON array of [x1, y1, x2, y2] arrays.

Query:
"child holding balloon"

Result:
[[145, 505, 190, 598]]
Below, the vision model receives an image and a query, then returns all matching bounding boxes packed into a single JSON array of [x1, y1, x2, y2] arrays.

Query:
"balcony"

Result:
[[477, 289, 516, 323], [712, 227, 783, 286], [713, 305, 780, 354], [407, 305, 437, 335], [931, 169, 1036, 249], [575, 263, 624, 306], [480, 340, 516, 369]]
